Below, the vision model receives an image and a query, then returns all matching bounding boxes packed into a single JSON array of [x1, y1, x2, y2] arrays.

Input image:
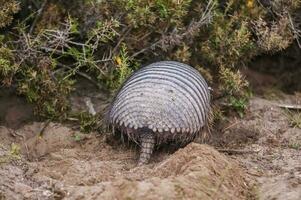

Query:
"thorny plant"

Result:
[[0, 0, 20, 28], [0, 0, 301, 130], [2, 16, 121, 118], [218, 66, 250, 117]]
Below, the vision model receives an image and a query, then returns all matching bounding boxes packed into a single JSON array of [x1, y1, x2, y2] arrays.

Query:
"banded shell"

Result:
[[109, 61, 211, 144]]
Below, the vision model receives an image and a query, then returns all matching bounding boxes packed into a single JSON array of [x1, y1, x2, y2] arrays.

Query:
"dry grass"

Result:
[[284, 110, 301, 128]]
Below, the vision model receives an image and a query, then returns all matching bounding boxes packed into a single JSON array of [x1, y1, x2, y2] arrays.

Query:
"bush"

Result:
[[0, 0, 20, 28], [0, 0, 300, 122]]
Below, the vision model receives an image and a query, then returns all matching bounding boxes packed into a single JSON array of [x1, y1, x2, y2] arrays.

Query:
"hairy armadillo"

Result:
[[108, 61, 211, 165]]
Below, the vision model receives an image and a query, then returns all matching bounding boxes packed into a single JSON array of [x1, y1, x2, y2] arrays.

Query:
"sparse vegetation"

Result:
[[288, 141, 301, 150], [73, 132, 83, 142], [285, 110, 301, 129], [74, 111, 99, 133], [218, 66, 251, 117], [0, 143, 21, 164]]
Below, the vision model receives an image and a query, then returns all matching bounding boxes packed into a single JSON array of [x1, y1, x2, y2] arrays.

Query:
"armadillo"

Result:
[[108, 61, 211, 165]]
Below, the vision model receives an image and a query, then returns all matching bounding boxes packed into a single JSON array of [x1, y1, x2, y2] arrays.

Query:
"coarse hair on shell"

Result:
[[107, 61, 212, 164]]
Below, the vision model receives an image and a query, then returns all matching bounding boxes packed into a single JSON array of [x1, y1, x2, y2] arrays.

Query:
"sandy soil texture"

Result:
[[0, 87, 300, 199]]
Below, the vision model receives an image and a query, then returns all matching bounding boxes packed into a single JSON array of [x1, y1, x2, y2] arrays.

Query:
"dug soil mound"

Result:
[[0, 123, 249, 200], [1, 95, 301, 200]]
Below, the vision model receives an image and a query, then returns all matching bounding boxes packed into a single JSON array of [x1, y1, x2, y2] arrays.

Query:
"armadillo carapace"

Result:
[[109, 61, 211, 165]]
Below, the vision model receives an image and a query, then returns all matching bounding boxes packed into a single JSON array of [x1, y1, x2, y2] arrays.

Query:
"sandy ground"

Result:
[[0, 121, 249, 200], [209, 97, 301, 200], [0, 84, 301, 199]]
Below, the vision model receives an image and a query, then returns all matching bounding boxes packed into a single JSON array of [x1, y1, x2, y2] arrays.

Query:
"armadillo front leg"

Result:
[[138, 132, 155, 165]]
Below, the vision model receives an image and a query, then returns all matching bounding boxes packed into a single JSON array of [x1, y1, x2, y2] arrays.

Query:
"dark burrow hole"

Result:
[[246, 42, 301, 94]]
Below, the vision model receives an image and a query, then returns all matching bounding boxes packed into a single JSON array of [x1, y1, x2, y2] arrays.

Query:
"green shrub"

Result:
[[0, 0, 20, 28], [218, 66, 250, 117], [0, 0, 300, 125]]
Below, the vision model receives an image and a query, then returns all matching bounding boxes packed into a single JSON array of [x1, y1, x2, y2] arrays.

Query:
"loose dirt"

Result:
[[0, 82, 301, 199], [209, 97, 301, 200], [0, 122, 249, 200]]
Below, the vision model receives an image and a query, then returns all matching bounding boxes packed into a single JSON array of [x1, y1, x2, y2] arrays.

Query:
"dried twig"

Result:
[[40, 46, 64, 54], [217, 148, 260, 155], [57, 63, 104, 90], [276, 103, 301, 110], [288, 12, 301, 48], [38, 120, 51, 137], [112, 27, 132, 54], [222, 120, 242, 132], [29, 0, 48, 34]]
